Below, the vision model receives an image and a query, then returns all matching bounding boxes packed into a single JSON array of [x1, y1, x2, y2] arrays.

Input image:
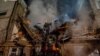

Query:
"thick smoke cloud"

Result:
[[27, 0, 80, 27], [27, 0, 94, 36], [27, 0, 57, 28], [72, 0, 94, 38]]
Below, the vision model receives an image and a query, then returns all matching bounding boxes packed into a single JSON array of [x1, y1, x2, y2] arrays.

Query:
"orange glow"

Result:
[[52, 43, 60, 51], [18, 31, 23, 37]]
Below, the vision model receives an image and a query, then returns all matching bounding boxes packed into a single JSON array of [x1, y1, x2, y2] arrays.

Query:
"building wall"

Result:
[[3, 1, 33, 56], [0, 0, 15, 44]]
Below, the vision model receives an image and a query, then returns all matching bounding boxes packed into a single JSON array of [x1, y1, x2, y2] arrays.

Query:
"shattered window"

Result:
[[8, 47, 22, 56]]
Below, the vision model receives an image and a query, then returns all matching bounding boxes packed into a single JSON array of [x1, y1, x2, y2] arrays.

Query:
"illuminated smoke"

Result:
[[77, 0, 85, 11], [57, 0, 94, 38], [57, 0, 78, 23], [27, 0, 94, 34], [27, 0, 57, 28], [72, 0, 94, 38], [27, 0, 81, 27]]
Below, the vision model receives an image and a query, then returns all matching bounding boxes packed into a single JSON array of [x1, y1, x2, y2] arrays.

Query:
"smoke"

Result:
[[72, 0, 94, 38], [56, 0, 94, 37], [27, 0, 80, 28], [27, 0, 95, 37], [27, 0, 57, 28], [76, 0, 85, 11], [57, 0, 78, 23]]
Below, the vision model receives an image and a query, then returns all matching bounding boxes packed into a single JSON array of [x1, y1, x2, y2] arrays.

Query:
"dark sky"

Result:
[[57, 0, 78, 19], [24, 0, 32, 6]]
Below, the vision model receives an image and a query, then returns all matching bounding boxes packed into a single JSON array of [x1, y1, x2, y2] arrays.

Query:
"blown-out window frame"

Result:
[[8, 47, 23, 56]]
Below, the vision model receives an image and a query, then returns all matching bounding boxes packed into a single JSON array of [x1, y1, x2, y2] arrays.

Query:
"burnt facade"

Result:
[[0, 0, 33, 56], [0, 0, 100, 56]]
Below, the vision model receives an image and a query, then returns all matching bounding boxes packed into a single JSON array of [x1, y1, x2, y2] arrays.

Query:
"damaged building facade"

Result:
[[0, 0, 100, 56], [0, 0, 33, 56]]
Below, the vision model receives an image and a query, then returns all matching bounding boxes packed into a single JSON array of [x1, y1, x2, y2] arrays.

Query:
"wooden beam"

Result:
[[0, 16, 10, 19]]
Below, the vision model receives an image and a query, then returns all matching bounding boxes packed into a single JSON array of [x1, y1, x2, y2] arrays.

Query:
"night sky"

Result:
[[57, 0, 78, 18], [57, 0, 79, 23]]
